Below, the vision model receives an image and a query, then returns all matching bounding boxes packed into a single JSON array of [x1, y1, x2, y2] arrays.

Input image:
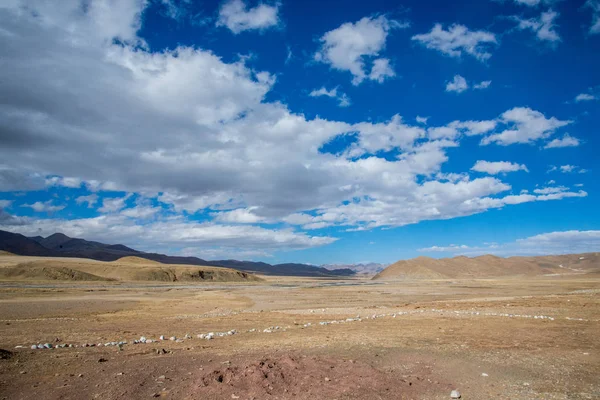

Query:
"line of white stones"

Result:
[[16, 308, 597, 351]]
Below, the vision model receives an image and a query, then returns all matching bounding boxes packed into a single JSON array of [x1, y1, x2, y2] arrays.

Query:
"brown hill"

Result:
[[0, 250, 15, 256], [0, 256, 263, 283], [114, 256, 162, 265], [373, 252, 600, 280]]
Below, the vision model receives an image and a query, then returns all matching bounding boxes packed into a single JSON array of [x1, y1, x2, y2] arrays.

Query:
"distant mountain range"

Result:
[[0, 230, 355, 277], [373, 253, 600, 280], [321, 262, 387, 275]]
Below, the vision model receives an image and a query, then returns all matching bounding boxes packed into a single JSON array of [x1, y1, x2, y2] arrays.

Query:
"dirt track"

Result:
[[0, 275, 599, 399]]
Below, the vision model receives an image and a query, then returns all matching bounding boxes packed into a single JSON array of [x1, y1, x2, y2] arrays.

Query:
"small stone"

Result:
[[450, 390, 461, 399], [157, 375, 166, 380], [98, 358, 108, 363], [117, 372, 124, 376], [169, 337, 176, 341], [31, 345, 37, 350], [20, 371, 26, 374], [231, 395, 240, 399], [324, 377, 330, 382], [78, 374, 83, 378], [481, 372, 488, 377], [159, 335, 165, 340]]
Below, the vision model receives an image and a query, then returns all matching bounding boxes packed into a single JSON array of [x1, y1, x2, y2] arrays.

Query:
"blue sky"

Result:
[[0, 0, 599, 265]]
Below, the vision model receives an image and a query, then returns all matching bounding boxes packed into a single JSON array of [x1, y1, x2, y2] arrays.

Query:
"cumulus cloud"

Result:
[[45, 176, 82, 188], [98, 194, 132, 213], [481, 107, 571, 145], [446, 75, 468, 93], [315, 16, 405, 85], [446, 76, 491, 93], [216, 0, 280, 34], [0, 1, 588, 249], [575, 93, 596, 102], [309, 87, 351, 107], [543, 134, 581, 149], [76, 194, 99, 208], [514, 10, 561, 43], [212, 207, 266, 223], [21, 200, 65, 213], [471, 160, 529, 174], [416, 116, 429, 125], [412, 24, 497, 61]]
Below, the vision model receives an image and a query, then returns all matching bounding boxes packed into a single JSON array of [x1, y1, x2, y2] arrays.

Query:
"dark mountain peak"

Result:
[[46, 232, 70, 240], [39, 232, 73, 249]]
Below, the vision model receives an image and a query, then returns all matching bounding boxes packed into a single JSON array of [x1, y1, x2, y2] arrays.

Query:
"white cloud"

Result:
[[0, 212, 337, 256], [514, 10, 561, 43], [418, 229, 600, 256], [416, 116, 429, 125], [548, 165, 588, 174], [543, 134, 581, 149], [315, 16, 405, 85], [98, 194, 132, 213], [76, 194, 99, 208], [216, 0, 280, 34], [0, 200, 13, 209], [368, 58, 395, 83], [575, 93, 596, 102], [309, 87, 351, 107], [22, 200, 65, 213], [514, 0, 542, 5], [412, 24, 497, 61], [481, 107, 571, 145], [446, 76, 491, 93], [516, 230, 600, 254], [45, 176, 83, 188], [474, 80, 492, 89], [586, 0, 600, 34], [120, 205, 161, 219], [533, 186, 567, 194], [471, 160, 529, 175], [446, 75, 469, 93], [212, 207, 265, 224], [0, 1, 588, 241], [418, 244, 470, 252]]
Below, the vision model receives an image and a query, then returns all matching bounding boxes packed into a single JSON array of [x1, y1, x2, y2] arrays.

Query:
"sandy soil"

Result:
[[0, 275, 599, 399]]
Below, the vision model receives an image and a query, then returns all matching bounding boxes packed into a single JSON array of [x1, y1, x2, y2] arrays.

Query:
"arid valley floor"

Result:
[[0, 256, 599, 399]]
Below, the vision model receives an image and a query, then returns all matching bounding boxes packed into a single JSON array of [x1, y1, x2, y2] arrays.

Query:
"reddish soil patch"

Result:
[[192, 354, 428, 399]]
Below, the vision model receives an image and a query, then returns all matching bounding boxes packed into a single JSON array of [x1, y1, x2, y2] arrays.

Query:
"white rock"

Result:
[[169, 336, 176, 341], [31, 345, 37, 350], [160, 335, 165, 340], [450, 390, 461, 398], [481, 372, 488, 377]]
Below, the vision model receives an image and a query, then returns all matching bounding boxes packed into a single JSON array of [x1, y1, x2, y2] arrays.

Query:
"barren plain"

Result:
[[0, 255, 599, 399]]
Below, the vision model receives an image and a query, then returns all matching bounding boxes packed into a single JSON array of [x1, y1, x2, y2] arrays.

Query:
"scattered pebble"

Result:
[[450, 389, 461, 399]]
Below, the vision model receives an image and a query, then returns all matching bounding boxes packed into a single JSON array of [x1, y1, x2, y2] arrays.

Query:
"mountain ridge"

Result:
[[0, 230, 355, 277]]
